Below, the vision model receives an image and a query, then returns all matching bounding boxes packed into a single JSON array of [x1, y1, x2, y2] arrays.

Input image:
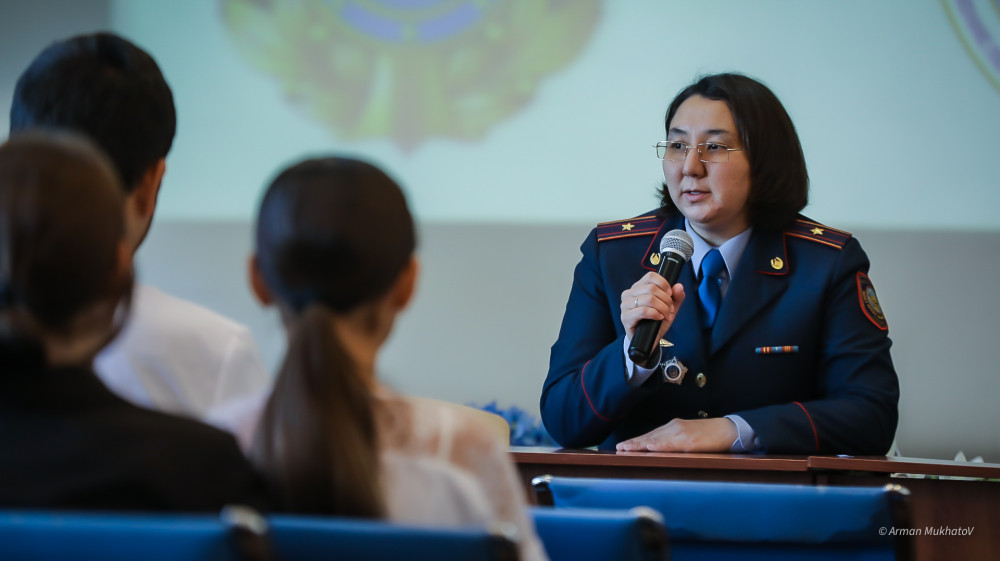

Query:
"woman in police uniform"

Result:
[[540, 73, 899, 455]]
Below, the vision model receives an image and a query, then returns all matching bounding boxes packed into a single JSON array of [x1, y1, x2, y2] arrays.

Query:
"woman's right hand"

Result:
[[620, 272, 686, 344]]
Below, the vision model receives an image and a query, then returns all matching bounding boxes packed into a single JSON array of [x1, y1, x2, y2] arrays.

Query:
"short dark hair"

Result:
[[9, 32, 176, 192], [658, 73, 808, 230]]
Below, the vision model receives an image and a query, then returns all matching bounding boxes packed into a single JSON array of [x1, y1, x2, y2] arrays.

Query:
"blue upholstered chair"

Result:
[[532, 476, 913, 561], [530, 506, 669, 561], [267, 514, 518, 561], [0, 505, 271, 561]]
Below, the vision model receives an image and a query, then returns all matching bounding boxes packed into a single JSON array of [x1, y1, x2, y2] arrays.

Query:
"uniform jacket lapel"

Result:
[[670, 261, 708, 364], [656, 215, 709, 366], [710, 228, 789, 354]]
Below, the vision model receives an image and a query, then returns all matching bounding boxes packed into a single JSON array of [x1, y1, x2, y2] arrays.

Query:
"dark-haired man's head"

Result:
[[10, 32, 176, 253]]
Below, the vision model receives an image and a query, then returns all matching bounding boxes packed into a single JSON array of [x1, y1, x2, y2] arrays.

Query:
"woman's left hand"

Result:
[[615, 417, 737, 452]]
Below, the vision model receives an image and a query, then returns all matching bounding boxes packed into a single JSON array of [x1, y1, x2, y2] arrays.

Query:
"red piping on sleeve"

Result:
[[580, 360, 610, 421], [793, 401, 819, 452]]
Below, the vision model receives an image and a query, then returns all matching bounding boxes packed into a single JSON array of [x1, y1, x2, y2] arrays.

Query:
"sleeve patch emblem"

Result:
[[857, 272, 888, 330]]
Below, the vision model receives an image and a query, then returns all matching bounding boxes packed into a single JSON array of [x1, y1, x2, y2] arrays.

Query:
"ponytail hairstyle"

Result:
[[0, 131, 129, 371], [251, 157, 416, 516]]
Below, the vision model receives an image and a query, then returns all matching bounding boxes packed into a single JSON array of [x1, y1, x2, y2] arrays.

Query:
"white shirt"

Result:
[[95, 284, 271, 434], [377, 393, 549, 561]]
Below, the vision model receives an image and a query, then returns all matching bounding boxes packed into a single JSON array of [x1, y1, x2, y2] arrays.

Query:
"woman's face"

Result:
[[662, 95, 752, 245]]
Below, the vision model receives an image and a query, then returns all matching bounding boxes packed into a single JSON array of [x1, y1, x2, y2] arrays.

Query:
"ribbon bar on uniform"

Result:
[[755, 346, 799, 354]]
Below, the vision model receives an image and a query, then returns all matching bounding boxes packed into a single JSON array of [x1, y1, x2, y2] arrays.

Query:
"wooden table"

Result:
[[512, 447, 1000, 561]]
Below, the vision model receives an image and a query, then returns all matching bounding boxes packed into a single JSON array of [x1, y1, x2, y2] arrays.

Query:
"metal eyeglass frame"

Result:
[[654, 141, 744, 163]]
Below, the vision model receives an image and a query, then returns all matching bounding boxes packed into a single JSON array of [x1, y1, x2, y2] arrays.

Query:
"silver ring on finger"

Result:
[[633, 296, 639, 309]]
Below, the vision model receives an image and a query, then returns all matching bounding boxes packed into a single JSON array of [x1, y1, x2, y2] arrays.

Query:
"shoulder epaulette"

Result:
[[596, 215, 662, 242], [784, 218, 852, 250]]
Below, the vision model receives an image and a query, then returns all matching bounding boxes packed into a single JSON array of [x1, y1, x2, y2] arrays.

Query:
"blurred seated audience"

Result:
[[248, 156, 548, 561], [9, 32, 271, 428], [0, 132, 269, 512]]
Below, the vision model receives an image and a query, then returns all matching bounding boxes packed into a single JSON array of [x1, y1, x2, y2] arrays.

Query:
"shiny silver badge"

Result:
[[661, 357, 688, 385]]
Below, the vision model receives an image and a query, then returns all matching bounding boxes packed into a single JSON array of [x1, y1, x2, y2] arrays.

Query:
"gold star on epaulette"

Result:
[[621, 223, 634, 231], [811, 228, 824, 235]]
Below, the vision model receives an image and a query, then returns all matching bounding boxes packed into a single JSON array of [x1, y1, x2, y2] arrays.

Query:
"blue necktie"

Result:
[[699, 248, 725, 329]]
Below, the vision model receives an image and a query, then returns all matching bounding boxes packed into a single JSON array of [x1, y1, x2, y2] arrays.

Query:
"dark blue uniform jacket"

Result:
[[541, 210, 899, 454]]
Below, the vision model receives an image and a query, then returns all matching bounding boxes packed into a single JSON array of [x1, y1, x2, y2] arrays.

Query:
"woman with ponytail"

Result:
[[249, 157, 547, 561], [0, 132, 268, 511]]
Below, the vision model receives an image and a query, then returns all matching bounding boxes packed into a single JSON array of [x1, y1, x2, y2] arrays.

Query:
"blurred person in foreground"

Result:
[[9, 32, 270, 430], [247, 156, 548, 561], [0, 132, 268, 511]]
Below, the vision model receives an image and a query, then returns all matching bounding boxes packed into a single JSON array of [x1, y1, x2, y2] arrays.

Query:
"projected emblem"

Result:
[[220, 0, 602, 151], [942, 0, 1000, 95]]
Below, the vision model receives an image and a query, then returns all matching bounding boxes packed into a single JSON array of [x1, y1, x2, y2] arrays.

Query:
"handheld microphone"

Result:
[[627, 229, 694, 365]]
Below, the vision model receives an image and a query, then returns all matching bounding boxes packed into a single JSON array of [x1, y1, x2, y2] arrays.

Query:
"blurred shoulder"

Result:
[[406, 396, 508, 451], [99, 398, 255, 479], [113, 399, 243, 447], [132, 284, 251, 336]]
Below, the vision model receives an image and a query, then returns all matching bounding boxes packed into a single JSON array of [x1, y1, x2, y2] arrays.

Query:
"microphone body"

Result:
[[627, 230, 693, 365]]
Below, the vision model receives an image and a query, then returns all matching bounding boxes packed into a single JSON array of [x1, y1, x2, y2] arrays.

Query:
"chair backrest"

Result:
[[267, 514, 519, 561], [533, 476, 913, 561], [0, 505, 272, 561], [530, 506, 669, 561]]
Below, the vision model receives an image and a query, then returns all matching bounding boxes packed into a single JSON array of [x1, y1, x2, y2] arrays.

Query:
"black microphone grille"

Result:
[[659, 229, 694, 260]]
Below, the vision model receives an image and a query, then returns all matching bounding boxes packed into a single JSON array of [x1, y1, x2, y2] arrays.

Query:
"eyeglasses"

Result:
[[654, 141, 745, 163]]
